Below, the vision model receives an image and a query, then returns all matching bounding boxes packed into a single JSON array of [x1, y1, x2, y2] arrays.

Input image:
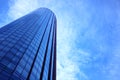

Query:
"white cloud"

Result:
[[8, 0, 39, 19]]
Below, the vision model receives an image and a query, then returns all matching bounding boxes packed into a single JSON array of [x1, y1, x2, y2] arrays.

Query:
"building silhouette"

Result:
[[0, 8, 56, 80]]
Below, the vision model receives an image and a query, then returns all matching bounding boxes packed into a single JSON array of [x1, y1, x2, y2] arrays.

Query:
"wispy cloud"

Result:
[[8, 0, 39, 19]]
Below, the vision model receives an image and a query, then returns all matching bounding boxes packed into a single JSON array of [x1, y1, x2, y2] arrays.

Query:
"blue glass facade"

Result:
[[0, 8, 56, 80]]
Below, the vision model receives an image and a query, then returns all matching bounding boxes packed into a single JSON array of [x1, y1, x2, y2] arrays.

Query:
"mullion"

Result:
[[52, 15, 57, 80]]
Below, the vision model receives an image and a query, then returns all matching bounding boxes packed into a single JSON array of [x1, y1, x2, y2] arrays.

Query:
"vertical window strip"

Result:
[[39, 13, 54, 80], [52, 15, 57, 80], [42, 14, 54, 80], [26, 11, 52, 80], [48, 16, 55, 80]]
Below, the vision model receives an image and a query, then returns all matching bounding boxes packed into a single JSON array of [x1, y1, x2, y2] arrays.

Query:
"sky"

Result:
[[0, 0, 120, 80]]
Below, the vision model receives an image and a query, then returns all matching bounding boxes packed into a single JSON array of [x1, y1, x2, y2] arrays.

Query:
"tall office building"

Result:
[[0, 8, 56, 80]]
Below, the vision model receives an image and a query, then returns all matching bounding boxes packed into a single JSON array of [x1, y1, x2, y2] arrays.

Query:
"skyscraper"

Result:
[[0, 8, 56, 80]]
